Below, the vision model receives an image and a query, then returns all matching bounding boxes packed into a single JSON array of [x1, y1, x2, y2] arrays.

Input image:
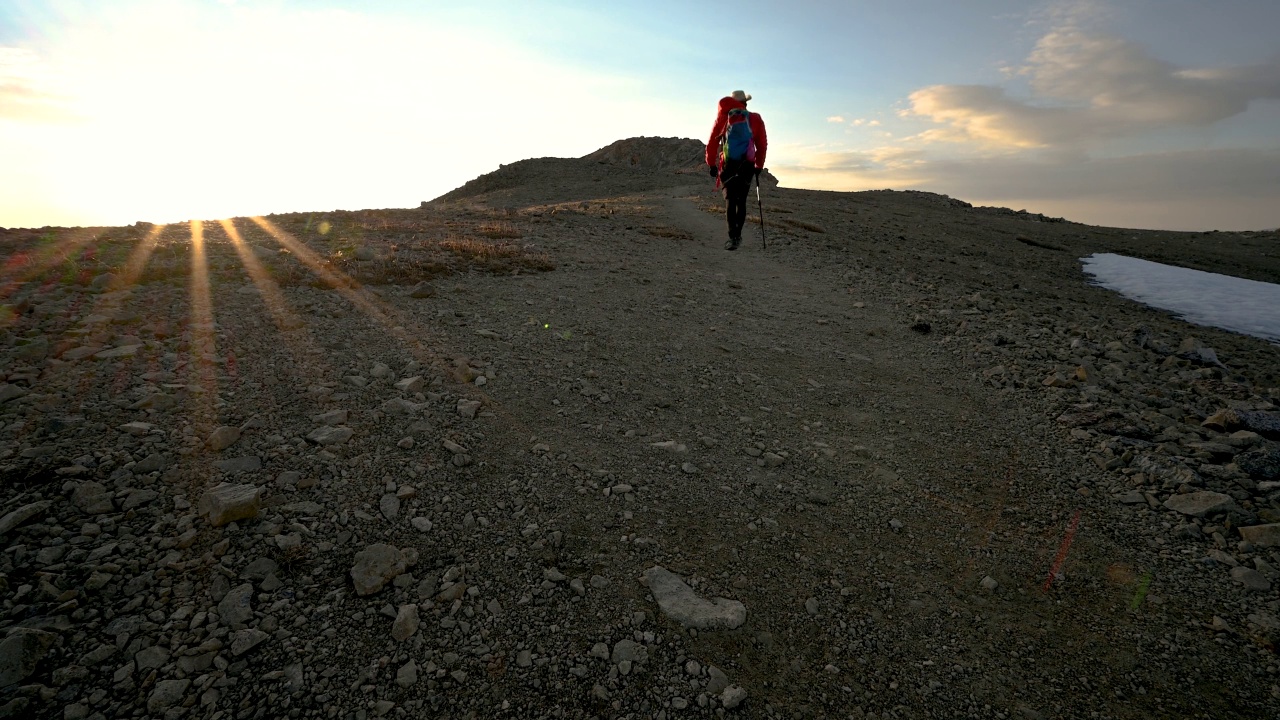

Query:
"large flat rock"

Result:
[[1239, 523, 1280, 547], [642, 566, 746, 630], [1163, 491, 1236, 517]]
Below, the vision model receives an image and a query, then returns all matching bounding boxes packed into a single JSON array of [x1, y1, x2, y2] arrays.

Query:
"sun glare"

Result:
[[185, 219, 219, 427]]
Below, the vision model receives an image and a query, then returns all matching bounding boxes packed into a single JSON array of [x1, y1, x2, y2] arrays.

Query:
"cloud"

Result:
[[0, 47, 75, 122], [907, 26, 1280, 148], [826, 115, 845, 123]]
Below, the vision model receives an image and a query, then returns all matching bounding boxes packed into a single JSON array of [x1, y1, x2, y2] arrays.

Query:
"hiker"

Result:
[[706, 90, 768, 251]]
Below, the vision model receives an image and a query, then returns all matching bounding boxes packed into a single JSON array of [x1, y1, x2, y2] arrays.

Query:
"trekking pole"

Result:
[[755, 176, 767, 249]]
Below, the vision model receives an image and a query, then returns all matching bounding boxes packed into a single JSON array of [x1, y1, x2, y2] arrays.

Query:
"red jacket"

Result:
[[706, 96, 768, 170]]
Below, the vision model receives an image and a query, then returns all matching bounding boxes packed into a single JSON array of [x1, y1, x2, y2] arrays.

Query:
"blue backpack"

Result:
[[721, 108, 756, 164]]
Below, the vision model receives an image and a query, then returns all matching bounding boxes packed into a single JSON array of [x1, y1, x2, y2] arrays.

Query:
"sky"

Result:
[[0, 0, 1277, 231]]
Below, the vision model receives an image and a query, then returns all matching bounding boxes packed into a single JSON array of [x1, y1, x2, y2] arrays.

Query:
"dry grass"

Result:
[[785, 219, 826, 233], [439, 236, 523, 260], [642, 225, 695, 241], [477, 221, 523, 239]]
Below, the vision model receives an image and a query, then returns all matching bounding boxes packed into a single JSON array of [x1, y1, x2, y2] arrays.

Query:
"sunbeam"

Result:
[[185, 220, 219, 429], [249, 216, 447, 371], [219, 219, 309, 337]]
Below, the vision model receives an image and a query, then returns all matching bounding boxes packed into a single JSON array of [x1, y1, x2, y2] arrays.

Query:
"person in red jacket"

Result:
[[706, 90, 768, 250]]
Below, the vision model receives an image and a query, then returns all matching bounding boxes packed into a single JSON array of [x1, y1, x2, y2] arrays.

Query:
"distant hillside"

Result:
[[430, 136, 779, 204]]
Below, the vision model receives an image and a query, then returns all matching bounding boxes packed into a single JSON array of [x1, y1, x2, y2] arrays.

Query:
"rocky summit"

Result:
[[1, 136, 1279, 719]]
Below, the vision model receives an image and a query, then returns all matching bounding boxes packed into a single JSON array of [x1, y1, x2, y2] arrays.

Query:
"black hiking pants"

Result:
[[720, 158, 755, 240]]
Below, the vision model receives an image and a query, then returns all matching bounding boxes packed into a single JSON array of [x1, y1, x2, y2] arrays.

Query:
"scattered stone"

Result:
[[311, 409, 348, 425], [147, 679, 190, 713], [218, 583, 254, 626], [722, 686, 748, 709], [457, 399, 482, 418], [1239, 524, 1280, 547], [0, 628, 57, 686], [611, 639, 647, 665], [0, 384, 25, 404], [980, 576, 999, 592], [642, 566, 746, 630], [135, 645, 169, 671], [1237, 445, 1280, 481], [396, 659, 418, 687], [395, 376, 424, 393], [351, 544, 407, 596], [133, 452, 169, 473], [0, 501, 51, 536], [199, 483, 262, 527], [307, 426, 354, 445], [408, 281, 436, 298], [119, 421, 154, 436], [379, 494, 401, 520], [215, 456, 262, 473], [1231, 566, 1272, 592], [207, 426, 241, 451], [230, 628, 269, 656], [71, 482, 114, 515], [392, 604, 420, 641]]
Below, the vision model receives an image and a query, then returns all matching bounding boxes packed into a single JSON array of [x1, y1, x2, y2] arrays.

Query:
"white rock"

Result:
[[641, 566, 746, 630], [395, 376, 424, 393], [307, 426, 354, 445]]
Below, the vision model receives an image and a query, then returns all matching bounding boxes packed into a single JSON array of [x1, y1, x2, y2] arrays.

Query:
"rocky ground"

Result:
[[1, 137, 1279, 720]]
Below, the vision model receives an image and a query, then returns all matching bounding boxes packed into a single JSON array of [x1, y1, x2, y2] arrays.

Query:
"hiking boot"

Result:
[[724, 235, 741, 251]]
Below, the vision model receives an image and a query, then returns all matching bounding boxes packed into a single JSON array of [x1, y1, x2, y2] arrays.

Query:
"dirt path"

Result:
[[3, 155, 1277, 720]]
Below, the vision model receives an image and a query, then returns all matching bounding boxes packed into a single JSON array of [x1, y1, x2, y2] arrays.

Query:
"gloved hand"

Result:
[[708, 165, 718, 178]]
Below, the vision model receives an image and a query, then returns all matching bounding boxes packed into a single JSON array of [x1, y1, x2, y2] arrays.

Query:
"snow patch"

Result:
[[1081, 253, 1280, 343]]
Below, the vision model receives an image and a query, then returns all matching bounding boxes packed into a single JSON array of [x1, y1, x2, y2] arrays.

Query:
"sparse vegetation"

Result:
[[477, 221, 523, 239]]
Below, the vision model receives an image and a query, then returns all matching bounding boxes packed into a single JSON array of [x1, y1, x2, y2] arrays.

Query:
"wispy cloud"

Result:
[[826, 115, 845, 123], [906, 26, 1280, 148], [0, 47, 75, 122]]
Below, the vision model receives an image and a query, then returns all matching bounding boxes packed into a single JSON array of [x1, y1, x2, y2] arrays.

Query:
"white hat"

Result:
[[731, 90, 751, 102]]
